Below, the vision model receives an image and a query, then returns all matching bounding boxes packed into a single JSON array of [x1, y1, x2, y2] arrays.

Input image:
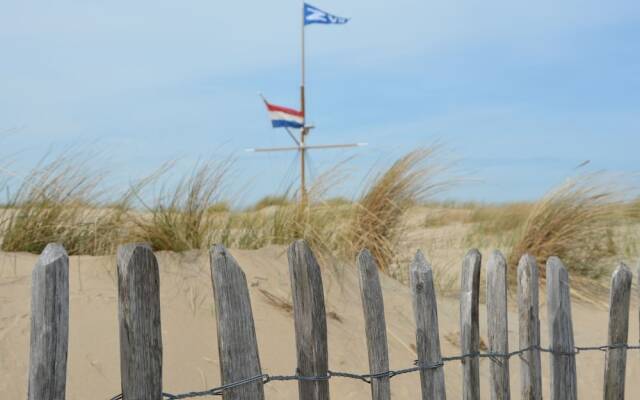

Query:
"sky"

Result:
[[1, 1, 639, 205]]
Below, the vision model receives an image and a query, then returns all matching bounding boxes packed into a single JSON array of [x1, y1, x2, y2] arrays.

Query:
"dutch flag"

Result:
[[263, 99, 304, 129]]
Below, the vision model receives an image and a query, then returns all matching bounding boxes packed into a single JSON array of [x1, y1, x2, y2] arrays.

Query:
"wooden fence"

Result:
[[26, 240, 637, 400]]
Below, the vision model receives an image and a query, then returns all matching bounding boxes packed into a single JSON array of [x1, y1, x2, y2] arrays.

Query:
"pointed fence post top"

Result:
[[287, 239, 323, 272], [516, 252, 539, 284], [465, 248, 481, 260], [546, 256, 572, 313], [357, 248, 382, 283], [358, 248, 373, 260], [612, 262, 632, 284], [517, 253, 538, 287], [357, 248, 376, 270], [461, 248, 481, 291], [487, 250, 507, 271], [546, 256, 568, 278], [289, 239, 311, 255], [517, 253, 537, 270], [117, 243, 153, 264], [35, 243, 68, 270], [210, 243, 244, 273], [410, 249, 431, 275], [409, 250, 434, 295], [211, 243, 228, 257]]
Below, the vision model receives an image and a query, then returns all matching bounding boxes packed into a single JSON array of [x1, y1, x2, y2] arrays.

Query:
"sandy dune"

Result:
[[1, 246, 639, 399]]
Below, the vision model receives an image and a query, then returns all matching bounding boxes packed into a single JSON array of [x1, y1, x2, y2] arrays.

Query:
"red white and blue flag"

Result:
[[264, 100, 304, 129]]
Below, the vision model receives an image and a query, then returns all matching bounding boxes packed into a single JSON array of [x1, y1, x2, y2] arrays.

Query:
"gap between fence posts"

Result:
[[603, 263, 632, 400], [357, 249, 391, 400], [546, 257, 577, 400], [410, 250, 446, 400], [460, 249, 481, 400], [517, 254, 542, 400], [117, 244, 163, 400], [210, 244, 265, 400], [288, 240, 330, 400], [487, 251, 510, 400], [28, 243, 69, 400]]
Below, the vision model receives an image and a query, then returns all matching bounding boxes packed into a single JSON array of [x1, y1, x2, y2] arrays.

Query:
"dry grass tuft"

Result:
[[345, 148, 451, 272], [128, 159, 233, 252], [265, 163, 352, 265], [252, 195, 290, 211], [468, 203, 531, 233], [509, 175, 622, 277], [464, 203, 532, 249], [1, 154, 128, 255], [208, 202, 231, 213]]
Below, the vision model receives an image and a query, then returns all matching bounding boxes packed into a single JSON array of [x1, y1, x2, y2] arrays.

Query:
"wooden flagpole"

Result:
[[300, 1, 307, 204]]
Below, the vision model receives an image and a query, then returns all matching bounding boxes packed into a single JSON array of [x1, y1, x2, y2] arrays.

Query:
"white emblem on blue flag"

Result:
[[304, 3, 349, 25]]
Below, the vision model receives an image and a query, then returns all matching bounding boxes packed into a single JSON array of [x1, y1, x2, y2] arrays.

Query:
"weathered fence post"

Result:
[[460, 249, 481, 400], [117, 244, 163, 400], [546, 256, 577, 400], [487, 250, 510, 400], [210, 244, 265, 400], [603, 263, 632, 400], [517, 254, 542, 400], [288, 240, 329, 400], [410, 250, 446, 400], [357, 249, 391, 400], [28, 243, 69, 400]]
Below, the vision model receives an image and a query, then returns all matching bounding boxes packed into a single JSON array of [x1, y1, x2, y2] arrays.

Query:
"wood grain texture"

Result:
[[460, 249, 481, 400], [288, 240, 329, 400], [603, 263, 632, 400], [516, 254, 542, 400], [546, 256, 577, 400], [210, 244, 265, 400], [486, 250, 510, 400], [117, 244, 163, 400], [28, 243, 69, 400], [410, 250, 446, 400], [357, 249, 391, 400]]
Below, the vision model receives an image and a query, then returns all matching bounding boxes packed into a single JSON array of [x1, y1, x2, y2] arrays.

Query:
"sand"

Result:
[[1, 245, 639, 399]]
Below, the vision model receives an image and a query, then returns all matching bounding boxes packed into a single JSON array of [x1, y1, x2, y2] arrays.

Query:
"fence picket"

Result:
[[410, 250, 446, 400], [460, 249, 482, 400], [288, 240, 330, 400], [210, 244, 265, 400], [603, 263, 632, 400], [517, 254, 542, 400], [487, 250, 510, 400], [357, 249, 391, 400], [28, 243, 69, 400], [117, 244, 163, 400], [546, 256, 577, 400]]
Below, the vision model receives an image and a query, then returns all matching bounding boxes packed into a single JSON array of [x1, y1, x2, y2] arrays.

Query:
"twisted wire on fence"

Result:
[[108, 343, 640, 400]]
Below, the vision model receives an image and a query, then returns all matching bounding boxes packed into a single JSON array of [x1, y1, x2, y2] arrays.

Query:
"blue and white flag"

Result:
[[304, 3, 349, 25]]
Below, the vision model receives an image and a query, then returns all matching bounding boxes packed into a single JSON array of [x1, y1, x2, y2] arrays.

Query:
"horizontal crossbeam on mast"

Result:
[[246, 146, 300, 153], [304, 143, 367, 150], [246, 142, 367, 153]]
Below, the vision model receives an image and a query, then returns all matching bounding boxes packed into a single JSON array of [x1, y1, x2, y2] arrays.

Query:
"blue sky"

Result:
[[1, 1, 639, 205]]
